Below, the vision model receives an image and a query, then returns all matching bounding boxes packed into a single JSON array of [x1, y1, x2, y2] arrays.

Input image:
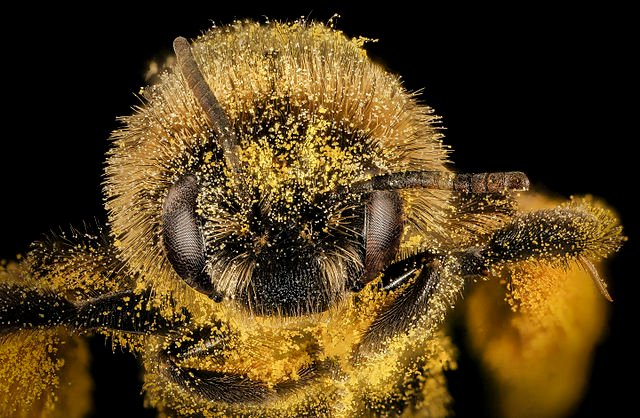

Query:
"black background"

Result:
[[0, 3, 634, 417]]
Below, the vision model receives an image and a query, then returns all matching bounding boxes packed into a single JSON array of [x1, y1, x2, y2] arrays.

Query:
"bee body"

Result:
[[0, 20, 624, 418]]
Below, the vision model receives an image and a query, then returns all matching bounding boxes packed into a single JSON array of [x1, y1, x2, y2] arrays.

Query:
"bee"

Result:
[[0, 20, 624, 417]]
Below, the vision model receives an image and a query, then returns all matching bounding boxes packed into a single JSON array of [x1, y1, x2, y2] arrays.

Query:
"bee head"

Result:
[[106, 23, 448, 318], [159, 38, 403, 316]]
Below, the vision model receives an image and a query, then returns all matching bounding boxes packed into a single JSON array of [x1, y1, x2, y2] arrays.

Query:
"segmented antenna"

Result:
[[173, 36, 242, 176], [346, 171, 529, 194]]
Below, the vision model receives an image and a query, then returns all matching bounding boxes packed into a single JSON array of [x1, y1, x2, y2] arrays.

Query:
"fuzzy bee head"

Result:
[[105, 21, 448, 316]]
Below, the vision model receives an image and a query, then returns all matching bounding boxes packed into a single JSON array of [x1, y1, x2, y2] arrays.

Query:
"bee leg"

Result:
[[154, 343, 275, 405], [73, 289, 189, 334], [152, 326, 330, 406], [480, 202, 624, 300], [0, 283, 74, 335], [0, 285, 186, 336], [155, 327, 278, 405], [356, 248, 487, 354], [357, 255, 447, 352]]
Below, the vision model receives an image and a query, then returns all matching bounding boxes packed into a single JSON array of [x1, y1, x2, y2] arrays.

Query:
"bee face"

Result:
[[106, 21, 445, 316], [192, 102, 371, 315], [163, 113, 406, 315]]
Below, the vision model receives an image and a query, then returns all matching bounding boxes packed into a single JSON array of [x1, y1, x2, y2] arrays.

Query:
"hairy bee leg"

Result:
[[0, 284, 74, 335], [358, 258, 444, 352], [484, 206, 620, 264], [73, 289, 188, 334], [355, 248, 488, 354], [481, 203, 624, 299], [154, 334, 328, 406], [358, 199, 624, 348], [0, 286, 185, 336], [156, 347, 275, 405]]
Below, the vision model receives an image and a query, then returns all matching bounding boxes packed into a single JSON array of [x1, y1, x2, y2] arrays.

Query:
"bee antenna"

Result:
[[341, 171, 530, 194], [173, 36, 242, 176]]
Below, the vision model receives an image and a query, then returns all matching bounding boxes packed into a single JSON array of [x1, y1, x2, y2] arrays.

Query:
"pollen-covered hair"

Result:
[[105, 20, 449, 309]]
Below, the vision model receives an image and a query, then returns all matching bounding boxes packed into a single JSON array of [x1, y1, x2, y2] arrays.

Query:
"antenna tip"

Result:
[[173, 36, 190, 55]]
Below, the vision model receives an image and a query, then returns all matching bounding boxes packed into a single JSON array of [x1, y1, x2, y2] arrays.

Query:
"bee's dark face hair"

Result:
[[163, 170, 404, 316]]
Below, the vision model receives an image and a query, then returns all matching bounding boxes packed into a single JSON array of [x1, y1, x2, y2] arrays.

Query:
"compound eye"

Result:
[[361, 190, 404, 286], [162, 175, 219, 300]]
